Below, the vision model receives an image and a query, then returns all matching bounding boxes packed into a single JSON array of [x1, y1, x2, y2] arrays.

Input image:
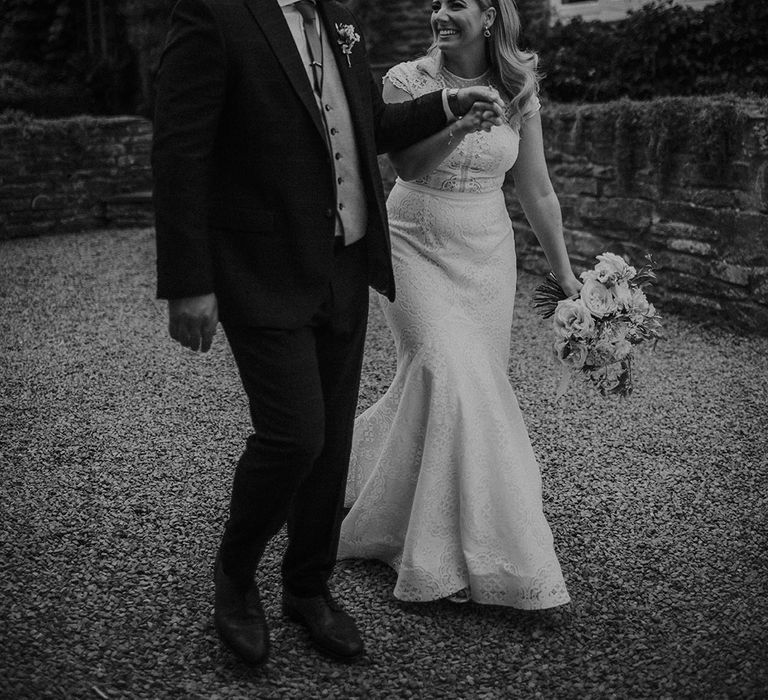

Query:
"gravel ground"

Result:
[[1, 227, 767, 700]]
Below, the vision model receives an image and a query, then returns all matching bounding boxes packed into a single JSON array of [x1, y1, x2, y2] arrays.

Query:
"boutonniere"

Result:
[[335, 23, 360, 67]]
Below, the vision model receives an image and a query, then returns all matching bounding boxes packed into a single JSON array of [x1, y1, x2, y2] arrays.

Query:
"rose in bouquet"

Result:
[[534, 253, 662, 398]]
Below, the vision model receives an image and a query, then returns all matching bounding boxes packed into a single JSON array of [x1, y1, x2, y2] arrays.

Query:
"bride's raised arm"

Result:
[[384, 79, 502, 182]]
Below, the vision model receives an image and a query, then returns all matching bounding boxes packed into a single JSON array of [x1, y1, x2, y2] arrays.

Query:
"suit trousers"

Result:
[[219, 237, 369, 597]]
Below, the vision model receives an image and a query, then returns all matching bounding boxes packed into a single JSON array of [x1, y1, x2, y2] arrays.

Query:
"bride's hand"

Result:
[[456, 86, 504, 116], [455, 86, 504, 131], [455, 101, 503, 135], [558, 272, 583, 299]]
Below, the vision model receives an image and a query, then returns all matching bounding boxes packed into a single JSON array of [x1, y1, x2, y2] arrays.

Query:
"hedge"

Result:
[[530, 0, 768, 103]]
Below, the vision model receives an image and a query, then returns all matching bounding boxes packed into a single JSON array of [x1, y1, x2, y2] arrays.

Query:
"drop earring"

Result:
[[483, 25, 491, 38]]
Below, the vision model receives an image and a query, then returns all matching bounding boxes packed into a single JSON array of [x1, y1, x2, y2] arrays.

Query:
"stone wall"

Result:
[[3, 97, 767, 334], [0, 116, 153, 240], [380, 98, 768, 333], [502, 96, 768, 333]]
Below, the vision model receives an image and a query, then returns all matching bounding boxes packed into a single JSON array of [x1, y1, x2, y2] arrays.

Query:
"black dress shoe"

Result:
[[214, 557, 269, 665], [282, 590, 364, 662]]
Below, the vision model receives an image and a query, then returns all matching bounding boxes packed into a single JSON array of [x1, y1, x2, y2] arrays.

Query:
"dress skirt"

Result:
[[338, 179, 570, 609]]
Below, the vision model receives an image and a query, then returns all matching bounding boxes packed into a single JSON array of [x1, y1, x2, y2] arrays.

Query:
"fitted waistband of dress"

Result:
[[394, 178, 502, 201]]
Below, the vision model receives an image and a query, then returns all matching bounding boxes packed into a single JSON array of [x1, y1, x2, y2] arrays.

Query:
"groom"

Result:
[[152, 0, 502, 665]]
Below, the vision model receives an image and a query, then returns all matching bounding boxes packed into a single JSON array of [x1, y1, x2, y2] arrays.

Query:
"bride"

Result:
[[337, 0, 582, 608]]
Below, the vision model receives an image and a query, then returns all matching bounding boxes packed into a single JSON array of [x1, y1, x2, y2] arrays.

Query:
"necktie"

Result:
[[295, 1, 323, 97]]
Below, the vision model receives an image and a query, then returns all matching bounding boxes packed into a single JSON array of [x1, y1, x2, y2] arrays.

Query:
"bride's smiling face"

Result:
[[430, 0, 494, 56]]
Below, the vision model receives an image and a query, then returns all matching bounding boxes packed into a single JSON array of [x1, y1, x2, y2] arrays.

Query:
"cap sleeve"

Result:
[[383, 59, 437, 99], [384, 62, 416, 98], [521, 93, 541, 122]]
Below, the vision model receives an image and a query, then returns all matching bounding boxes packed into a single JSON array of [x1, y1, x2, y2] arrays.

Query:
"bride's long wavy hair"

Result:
[[428, 0, 540, 121]]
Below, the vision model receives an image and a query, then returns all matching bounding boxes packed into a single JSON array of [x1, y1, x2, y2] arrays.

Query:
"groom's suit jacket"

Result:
[[152, 0, 447, 328]]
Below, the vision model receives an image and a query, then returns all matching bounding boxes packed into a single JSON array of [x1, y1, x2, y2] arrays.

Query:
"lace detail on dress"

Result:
[[385, 60, 437, 99], [339, 55, 570, 610], [385, 56, 539, 194]]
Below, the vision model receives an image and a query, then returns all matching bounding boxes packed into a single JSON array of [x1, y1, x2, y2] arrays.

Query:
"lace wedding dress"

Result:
[[337, 56, 570, 609]]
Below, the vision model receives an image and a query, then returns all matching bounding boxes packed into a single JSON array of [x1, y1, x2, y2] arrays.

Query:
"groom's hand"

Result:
[[456, 86, 505, 130], [168, 293, 218, 352]]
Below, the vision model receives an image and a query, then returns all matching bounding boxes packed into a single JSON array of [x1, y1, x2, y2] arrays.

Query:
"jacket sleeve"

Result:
[[152, 0, 226, 300], [369, 70, 448, 156], [335, 11, 446, 156]]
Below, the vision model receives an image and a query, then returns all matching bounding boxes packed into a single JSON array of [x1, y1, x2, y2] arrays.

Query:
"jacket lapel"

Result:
[[242, 0, 327, 143], [318, 2, 378, 174], [317, 2, 362, 116]]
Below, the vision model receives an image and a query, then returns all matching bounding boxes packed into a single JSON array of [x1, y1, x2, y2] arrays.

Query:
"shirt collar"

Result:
[[277, 0, 314, 7]]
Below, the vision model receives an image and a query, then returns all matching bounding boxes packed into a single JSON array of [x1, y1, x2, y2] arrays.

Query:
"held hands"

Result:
[[455, 86, 505, 134], [168, 293, 218, 352]]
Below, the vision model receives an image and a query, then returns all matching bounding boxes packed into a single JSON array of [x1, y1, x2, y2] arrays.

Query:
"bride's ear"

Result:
[[484, 7, 497, 28]]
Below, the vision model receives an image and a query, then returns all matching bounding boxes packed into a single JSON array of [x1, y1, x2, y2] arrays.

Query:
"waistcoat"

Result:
[[317, 24, 367, 246]]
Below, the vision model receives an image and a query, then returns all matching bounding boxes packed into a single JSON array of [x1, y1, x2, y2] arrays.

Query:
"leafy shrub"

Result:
[[0, 108, 33, 125], [0, 0, 138, 115], [535, 0, 768, 103], [0, 60, 94, 116]]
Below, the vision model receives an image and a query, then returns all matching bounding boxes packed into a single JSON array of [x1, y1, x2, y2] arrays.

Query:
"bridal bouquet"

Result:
[[534, 253, 662, 398]]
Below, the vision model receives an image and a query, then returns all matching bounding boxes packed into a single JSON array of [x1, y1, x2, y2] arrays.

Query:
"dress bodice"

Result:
[[385, 55, 540, 195]]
